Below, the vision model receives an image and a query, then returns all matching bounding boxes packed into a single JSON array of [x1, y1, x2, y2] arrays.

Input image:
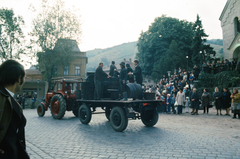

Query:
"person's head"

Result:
[[133, 59, 139, 66], [99, 62, 104, 67], [111, 61, 115, 65], [120, 62, 125, 68], [215, 87, 219, 92], [204, 88, 208, 93], [126, 63, 130, 68], [0, 60, 25, 93], [167, 94, 170, 97], [193, 88, 197, 92], [223, 88, 228, 92], [179, 88, 183, 92], [233, 88, 239, 94]]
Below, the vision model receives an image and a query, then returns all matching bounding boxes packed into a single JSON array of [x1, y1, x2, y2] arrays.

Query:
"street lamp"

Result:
[[186, 56, 189, 71]]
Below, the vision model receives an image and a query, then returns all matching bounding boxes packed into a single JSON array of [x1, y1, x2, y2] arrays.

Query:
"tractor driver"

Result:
[[94, 62, 111, 100]]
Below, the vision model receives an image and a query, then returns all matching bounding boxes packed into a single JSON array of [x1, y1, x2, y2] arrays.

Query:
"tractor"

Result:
[[37, 78, 81, 119]]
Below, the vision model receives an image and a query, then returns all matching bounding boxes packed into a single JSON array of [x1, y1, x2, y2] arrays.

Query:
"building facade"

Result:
[[219, 0, 240, 62]]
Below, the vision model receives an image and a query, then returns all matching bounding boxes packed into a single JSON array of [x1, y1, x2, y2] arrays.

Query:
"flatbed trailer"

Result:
[[76, 99, 162, 132]]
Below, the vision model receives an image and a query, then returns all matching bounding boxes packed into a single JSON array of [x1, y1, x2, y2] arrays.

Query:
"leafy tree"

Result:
[[191, 14, 215, 66], [0, 8, 25, 62], [30, 0, 82, 83], [136, 15, 193, 78], [152, 40, 186, 79]]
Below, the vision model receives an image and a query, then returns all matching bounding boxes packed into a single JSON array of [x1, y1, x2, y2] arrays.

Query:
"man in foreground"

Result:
[[0, 60, 29, 159]]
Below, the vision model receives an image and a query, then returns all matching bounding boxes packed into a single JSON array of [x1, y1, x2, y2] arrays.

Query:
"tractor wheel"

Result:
[[141, 109, 159, 127], [105, 107, 111, 121], [50, 94, 66, 119], [110, 106, 128, 132], [78, 104, 92, 124], [72, 104, 80, 117], [37, 103, 45, 117]]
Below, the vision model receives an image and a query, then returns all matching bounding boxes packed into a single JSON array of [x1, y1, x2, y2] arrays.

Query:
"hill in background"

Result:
[[86, 39, 223, 71]]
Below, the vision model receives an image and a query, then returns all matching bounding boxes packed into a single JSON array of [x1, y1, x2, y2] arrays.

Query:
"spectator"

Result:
[[18, 94, 22, 106], [166, 94, 171, 114], [201, 88, 211, 114], [161, 91, 167, 113], [191, 88, 199, 115], [193, 65, 200, 80], [171, 87, 177, 97], [32, 96, 36, 109], [232, 59, 237, 70], [171, 94, 176, 114], [213, 87, 222, 115], [222, 88, 231, 116], [176, 88, 185, 114], [189, 73, 194, 84], [183, 72, 188, 81], [237, 62, 240, 74], [230, 88, 240, 119]]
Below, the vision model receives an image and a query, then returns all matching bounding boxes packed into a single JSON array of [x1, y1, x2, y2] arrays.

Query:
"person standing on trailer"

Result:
[[109, 61, 117, 77], [94, 62, 110, 100], [115, 62, 128, 100], [128, 59, 143, 86]]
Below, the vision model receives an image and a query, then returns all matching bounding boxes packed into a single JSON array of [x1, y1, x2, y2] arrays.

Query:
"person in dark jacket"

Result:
[[191, 88, 199, 115], [94, 62, 110, 100], [115, 62, 128, 100], [128, 59, 143, 85], [201, 88, 211, 114], [0, 60, 29, 159], [126, 63, 134, 83], [213, 87, 222, 115], [109, 61, 117, 77], [222, 88, 231, 116]]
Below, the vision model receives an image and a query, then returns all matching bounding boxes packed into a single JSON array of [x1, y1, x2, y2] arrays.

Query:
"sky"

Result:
[[2, 0, 227, 52]]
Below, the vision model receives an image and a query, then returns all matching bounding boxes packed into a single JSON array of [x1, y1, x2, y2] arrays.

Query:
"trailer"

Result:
[[37, 72, 161, 132]]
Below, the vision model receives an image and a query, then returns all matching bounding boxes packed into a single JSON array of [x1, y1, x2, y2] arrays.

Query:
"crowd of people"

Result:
[[143, 62, 240, 119]]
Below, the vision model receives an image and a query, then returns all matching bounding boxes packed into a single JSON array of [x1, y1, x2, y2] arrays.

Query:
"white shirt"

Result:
[[5, 88, 15, 97]]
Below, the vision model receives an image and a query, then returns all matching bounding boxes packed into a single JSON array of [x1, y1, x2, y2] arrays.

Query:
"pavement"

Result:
[[24, 107, 240, 159]]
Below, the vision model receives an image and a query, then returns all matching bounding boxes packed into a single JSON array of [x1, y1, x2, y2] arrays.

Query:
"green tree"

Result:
[[0, 8, 25, 62], [152, 40, 186, 79], [136, 15, 193, 77]]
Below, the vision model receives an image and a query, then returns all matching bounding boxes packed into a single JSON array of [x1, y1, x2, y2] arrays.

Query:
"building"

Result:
[[219, 0, 240, 62], [51, 39, 88, 79]]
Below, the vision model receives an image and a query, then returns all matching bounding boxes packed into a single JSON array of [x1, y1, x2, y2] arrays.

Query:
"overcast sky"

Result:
[[2, 0, 227, 52]]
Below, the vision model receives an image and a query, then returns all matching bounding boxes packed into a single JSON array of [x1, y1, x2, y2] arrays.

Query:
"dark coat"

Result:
[[213, 92, 222, 109], [0, 86, 29, 159], [109, 64, 116, 76], [95, 66, 108, 82], [126, 67, 134, 82], [191, 92, 199, 109], [222, 91, 231, 109], [133, 65, 143, 85], [116, 67, 128, 82], [201, 92, 211, 107]]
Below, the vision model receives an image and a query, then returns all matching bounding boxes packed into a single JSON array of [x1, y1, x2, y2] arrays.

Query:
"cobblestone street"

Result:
[[24, 108, 240, 159]]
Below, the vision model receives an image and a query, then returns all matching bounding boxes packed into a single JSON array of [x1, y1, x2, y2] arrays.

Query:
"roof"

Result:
[[219, 0, 231, 21], [54, 39, 82, 53], [25, 66, 42, 75]]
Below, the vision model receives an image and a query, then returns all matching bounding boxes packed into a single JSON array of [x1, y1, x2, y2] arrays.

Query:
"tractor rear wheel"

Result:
[[50, 94, 66, 119], [110, 106, 128, 132], [141, 109, 159, 127], [37, 103, 45, 117], [78, 103, 92, 124]]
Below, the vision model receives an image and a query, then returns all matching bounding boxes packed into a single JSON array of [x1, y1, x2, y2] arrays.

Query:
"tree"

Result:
[[191, 14, 215, 66], [152, 40, 186, 79], [0, 8, 25, 62], [136, 15, 193, 78], [30, 0, 82, 83]]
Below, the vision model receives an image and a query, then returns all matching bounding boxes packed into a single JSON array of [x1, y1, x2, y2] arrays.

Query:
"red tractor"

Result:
[[37, 78, 81, 119]]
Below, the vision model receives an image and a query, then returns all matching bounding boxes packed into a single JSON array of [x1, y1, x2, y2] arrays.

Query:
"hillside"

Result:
[[86, 40, 223, 71], [86, 42, 138, 71]]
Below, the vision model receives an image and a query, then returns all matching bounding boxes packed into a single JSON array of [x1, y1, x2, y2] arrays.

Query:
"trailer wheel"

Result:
[[105, 107, 111, 121], [78, 104, 92, 124], [50, 94, 66, 119], [37, 103, 45, 117], [141, 109, 159, 127], [110, 106, 128, 132]]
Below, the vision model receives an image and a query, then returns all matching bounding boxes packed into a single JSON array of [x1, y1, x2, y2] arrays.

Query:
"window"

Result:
[[75, 66, 80, 75], [52, 65, 57, 75], [234, 17, 240, 35], [64, 66, 69, 75]]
